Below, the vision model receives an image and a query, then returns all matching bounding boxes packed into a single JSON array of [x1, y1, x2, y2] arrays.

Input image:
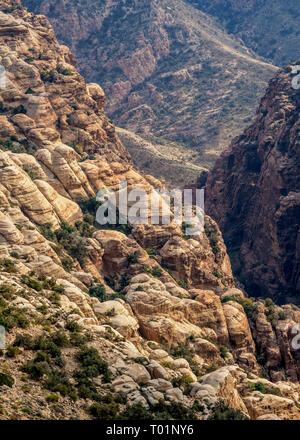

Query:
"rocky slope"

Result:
[[0, 0, 299, 420], [22, 0, 276, 183], [116, 127, 207, 188], [189, 0, 300, 66], [206, 65, 300, 305]]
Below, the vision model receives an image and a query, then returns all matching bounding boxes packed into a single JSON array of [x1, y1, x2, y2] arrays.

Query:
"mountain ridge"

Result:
[[22, 0, 277, 182], [187, 0, 300, 66]]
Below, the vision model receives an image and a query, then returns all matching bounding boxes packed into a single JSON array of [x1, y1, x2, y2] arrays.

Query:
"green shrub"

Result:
[[127, 254, 137, 264], [66, 321, 81, 333], [278, 310, 288, 320], [50, 331, 69, 347], [208, 399, 247, 420], [152, 266, 163, 277], [146, 249, 157, 257], [89, 402, 119, 420], [170, 342, 194, 363], [45, 370, 76, 399], [21, 275, 43, 292], [0, 138, 36, 155], [144, 266, 163, 277], [12, 105, 27, 115], [75, 220, 95, 238], [221, 296, 258, 321], [153, 400, 196, 420], [0, 372, 14, 387], [56, 64, 73, 76], [251, 382, 266, 393], [49, 292, 61, 306], [40, 223, 55, 242], [172, 375, 193, 388], [192, 400, 205, 413], [132, 357, 148, 366], [46, 393, 59, 403], [22, 360, 51, 380], [40, 69, 56, 83], [54, 222, 88, 266], [6, 345, 20, 358], [250, 382, 281, 396], [33, 336, 61, 358], [89, 284, 107, 302], [213, 270, 222, 278], [243, 302, 258, 321], [34, 351, 51, 363], [264, 298, 274, 307], [61, 257, 74, 272], [0, 284, 15, 299], [76, 346, 111, 381], [38, 278, 65, 295], [70, 332, 88, 347], [79, 198, 101, 216], [204, 223, 220, 255], [13, 333, 34, 350], [0, 259, 17, 273], [23, 167, 36, 180], [219, 346, 228, 359], [0, 306, 30, 330], [119, 403, 153, 420], [74, 370, 98, 399], [83, 213, 95, 225], [178, 280, 188, 289]]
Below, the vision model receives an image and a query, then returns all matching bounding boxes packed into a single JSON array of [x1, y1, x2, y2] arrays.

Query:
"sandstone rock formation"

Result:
[[0, 0, 299, 421]]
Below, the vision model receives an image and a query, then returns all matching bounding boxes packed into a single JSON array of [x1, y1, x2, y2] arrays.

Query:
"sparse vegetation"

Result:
[[0, 259, 17, 274], [144, 266, 163, 278], [0, 372, 14, 388], [219, 346, 228, 359], [208, 399, 247, 420], [204, 223, 220, 256], [88, 284, 107, 302]]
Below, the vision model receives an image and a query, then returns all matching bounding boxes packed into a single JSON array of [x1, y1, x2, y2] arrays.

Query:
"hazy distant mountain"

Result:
[[188, 0, 300, 66]]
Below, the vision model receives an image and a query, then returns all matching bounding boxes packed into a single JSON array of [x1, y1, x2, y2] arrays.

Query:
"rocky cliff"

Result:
[[22, 0, 276, 185], [206, 66, 300, 305], [0, 0, 299, 420]]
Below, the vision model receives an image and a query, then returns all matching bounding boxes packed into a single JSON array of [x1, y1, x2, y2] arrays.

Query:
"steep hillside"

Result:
[[206, 65, 300, 304], [22, 0, 276, 181], [0, 0, 299, 421], [116, 127, 207, 188], [189, 0, 300, 66]]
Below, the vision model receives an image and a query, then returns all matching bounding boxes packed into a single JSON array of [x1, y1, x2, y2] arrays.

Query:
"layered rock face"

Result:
[[23, 0, 276, 182], [0, 0, 299, 420], [206, 67, 300, 304]]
